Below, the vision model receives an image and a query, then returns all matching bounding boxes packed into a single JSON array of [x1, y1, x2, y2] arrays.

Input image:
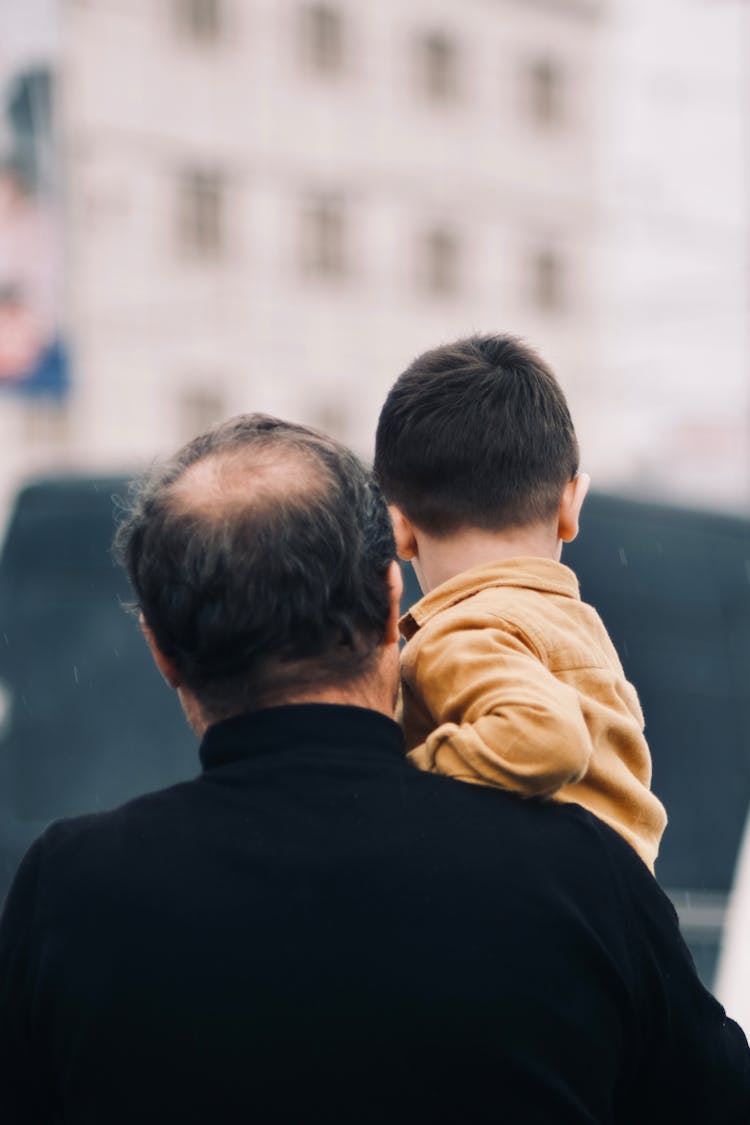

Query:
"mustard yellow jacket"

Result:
[[400, 557, 667, 872]]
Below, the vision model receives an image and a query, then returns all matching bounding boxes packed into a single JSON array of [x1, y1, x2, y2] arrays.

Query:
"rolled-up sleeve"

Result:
[[405, 611, 594, 798]]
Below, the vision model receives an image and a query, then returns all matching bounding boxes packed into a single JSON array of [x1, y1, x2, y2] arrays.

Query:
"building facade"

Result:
[[1, 0, 605, 503], [596, 0, 749, 508], [0, 0, 747, 520]]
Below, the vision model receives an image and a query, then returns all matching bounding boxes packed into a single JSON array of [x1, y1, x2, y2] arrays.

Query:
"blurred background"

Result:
[[1, 0, 748, 507], [2, 0, 750, 1001]]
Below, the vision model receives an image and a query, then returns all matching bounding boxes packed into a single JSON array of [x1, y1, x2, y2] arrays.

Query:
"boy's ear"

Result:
[[388, 505, 419, 561], [558, 473, 590, 544]]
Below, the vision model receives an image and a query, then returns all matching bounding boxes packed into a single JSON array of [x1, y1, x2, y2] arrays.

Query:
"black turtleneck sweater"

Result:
[[1, 703, 748, 1123]]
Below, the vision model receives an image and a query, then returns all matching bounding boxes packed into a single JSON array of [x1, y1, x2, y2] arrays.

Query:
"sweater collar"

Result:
[[399, 557, 580, 640], [199, 703, 405, 772]]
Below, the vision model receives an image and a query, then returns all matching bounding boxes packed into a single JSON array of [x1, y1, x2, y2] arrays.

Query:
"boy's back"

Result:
[[375, 334, 667, 872], [400, 556, 666, 870]]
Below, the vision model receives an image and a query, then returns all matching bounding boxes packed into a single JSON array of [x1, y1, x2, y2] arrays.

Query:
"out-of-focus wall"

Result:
[[60, 0, 605, 467], [0, 0, 747, 520], [0, 0, 69, 524], [591, 0, 748, 508]]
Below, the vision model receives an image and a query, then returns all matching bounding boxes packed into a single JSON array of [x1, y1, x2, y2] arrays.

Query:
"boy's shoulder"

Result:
[[401, 557, 620, 671], [401, 557, 577, 640]]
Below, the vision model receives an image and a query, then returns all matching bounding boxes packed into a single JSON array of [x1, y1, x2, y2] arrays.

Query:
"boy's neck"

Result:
[[412, 523, 561, 594]]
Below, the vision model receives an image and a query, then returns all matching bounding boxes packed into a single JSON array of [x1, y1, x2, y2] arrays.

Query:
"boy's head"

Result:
[[374, 334, 580, 539]]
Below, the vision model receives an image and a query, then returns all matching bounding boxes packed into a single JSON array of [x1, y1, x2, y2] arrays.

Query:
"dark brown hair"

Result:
[[374, 334, 579, 535], [114, 414, 396, 718]]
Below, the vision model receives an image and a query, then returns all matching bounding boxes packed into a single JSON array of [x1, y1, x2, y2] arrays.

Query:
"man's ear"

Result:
[[388, 505, 419, 561], [558, 472, 591, 544], [139, 616, 183, 689], [384, 560, 404, 646]]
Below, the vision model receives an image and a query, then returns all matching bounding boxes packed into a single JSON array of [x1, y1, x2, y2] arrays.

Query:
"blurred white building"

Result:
[[597, 0, 749, 508], [0, 0, 748, 515], [2, 0, 607, 492]]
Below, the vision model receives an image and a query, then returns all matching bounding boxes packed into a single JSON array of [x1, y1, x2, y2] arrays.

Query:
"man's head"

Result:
[[114, 414, 401, 731], [374, 334, 580, 539]]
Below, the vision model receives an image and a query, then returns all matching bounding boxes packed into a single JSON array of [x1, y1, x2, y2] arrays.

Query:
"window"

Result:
[[418, 226, 460, 297], [178, 169, 225, 259], [527, 57, 564, 126], [179, 386, 226, 441], [416, 31, 459, 103], [300, 195, 348, 279], [532, 248, 564, 312], [174, 0, 223, 42], [299, 4, 345, 76]]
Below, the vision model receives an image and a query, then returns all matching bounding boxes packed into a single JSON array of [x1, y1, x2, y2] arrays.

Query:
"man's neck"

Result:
[[180, 647, 401, 739], [412, 523, 561, 594], [271, 678, 397, 718]]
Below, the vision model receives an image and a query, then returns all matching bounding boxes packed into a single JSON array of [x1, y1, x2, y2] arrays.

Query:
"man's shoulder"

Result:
[[561, 798, 681, 937], [448, 779, 662, 897], [395, 772, 674, 964], [408, 769, 630, 870], [24, 776, 201, 882]]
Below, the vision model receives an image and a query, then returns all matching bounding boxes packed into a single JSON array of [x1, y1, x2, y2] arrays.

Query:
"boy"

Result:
[[374, 334, 667, 872]]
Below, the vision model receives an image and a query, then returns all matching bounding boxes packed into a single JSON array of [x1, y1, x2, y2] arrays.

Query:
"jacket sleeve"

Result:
[[0, 836, 57, 1123], [648, 943, 750, 1122], [606, 829, 750, 1123], [405, 611, 595, 798]]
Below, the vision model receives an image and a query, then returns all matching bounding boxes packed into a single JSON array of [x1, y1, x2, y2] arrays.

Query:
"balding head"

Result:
[[169, 439, 330, 518], [114, 415, 397, 723]]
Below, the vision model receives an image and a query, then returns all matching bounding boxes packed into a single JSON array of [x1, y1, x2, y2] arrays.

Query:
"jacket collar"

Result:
[[200, 703, 405, 772], [399, 557, 580, 640]]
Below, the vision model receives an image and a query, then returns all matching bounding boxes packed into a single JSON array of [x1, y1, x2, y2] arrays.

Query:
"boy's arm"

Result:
[[405, 612, 594, 797]]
